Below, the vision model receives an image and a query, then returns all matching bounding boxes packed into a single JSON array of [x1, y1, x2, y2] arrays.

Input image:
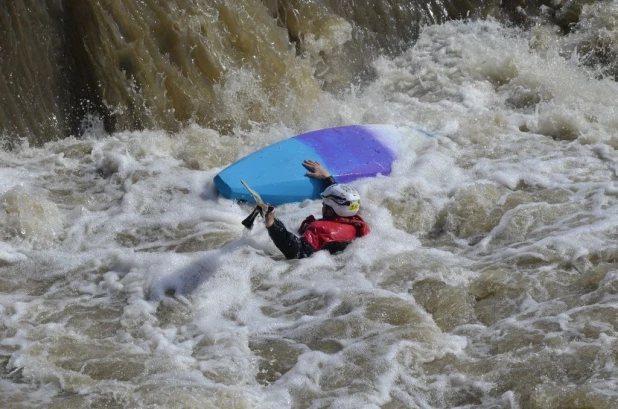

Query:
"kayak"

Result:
[[213, 124, 432, 205]]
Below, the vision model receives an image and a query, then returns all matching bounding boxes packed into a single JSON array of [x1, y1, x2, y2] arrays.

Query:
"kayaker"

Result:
[[263, 159, 370, 259]]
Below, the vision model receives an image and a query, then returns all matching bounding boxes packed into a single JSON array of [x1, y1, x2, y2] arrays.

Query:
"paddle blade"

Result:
[[240, 179, 264, 206]]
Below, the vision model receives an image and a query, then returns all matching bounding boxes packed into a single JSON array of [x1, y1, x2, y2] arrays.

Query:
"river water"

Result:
[[2, 1, 618, 408]]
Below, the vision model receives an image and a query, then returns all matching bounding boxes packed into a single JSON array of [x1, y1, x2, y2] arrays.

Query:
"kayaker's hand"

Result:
[[264, 205, 275, 227], [303, 159, 331, 180]]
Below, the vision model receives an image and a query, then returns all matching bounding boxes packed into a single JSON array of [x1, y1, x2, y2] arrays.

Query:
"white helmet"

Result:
[[320, 184, 361, 217]]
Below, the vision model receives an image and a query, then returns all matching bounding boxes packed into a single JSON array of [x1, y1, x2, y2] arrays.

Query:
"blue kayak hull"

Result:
[[214, 124, 430, 205]]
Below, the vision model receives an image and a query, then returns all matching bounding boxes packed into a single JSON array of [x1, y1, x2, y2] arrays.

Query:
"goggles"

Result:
[[321, 194, 352, 206]]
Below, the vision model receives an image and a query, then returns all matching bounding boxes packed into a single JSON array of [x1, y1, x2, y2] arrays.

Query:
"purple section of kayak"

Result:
[[295, 125, 396, 183]]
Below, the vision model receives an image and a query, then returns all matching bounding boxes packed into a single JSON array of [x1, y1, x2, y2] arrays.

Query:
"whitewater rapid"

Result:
[[2, 17, 618, 408]]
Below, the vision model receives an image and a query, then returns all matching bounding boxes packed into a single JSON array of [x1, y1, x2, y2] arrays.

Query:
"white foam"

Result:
[[0, 241, 27, 263]]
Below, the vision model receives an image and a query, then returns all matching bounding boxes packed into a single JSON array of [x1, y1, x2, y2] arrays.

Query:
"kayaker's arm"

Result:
[[266, 218, 316, 259]]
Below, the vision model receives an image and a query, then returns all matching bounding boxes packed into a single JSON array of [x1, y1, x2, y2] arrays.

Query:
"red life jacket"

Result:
[[298, 215, 370, 251]]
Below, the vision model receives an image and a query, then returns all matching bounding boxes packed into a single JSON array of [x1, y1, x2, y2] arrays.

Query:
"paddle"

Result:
[[240, 180, 273, 229]]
